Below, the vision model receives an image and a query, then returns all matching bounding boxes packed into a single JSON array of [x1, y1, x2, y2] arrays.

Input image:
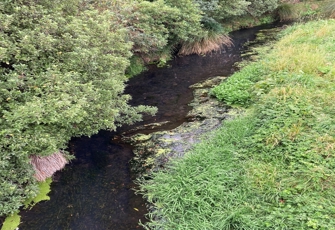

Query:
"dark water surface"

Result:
[[119, 24, 275, 134], [19, 23, 280, 230]]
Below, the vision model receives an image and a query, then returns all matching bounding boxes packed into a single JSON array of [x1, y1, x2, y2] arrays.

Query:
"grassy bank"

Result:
[[139, 19, 335, 229]]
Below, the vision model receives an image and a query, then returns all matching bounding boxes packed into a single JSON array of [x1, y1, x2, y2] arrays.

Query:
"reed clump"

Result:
[[322, 0, 335, 18], [277, 3, 297, 21], [178, 34, 232, 56], [30, 152, 68, 181]]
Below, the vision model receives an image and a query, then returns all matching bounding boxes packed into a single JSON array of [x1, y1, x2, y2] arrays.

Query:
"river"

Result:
[[18, 23, 281, 230]]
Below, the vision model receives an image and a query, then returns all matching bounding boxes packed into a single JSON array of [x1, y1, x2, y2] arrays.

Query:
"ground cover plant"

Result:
[[139, 19, 335, 229]]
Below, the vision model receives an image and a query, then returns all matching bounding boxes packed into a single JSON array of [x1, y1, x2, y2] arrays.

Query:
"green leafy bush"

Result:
[[0, 0, 156, 216], [106, 0, 205, 63]]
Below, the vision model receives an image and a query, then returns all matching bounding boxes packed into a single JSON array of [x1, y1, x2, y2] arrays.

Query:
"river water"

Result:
[[18, 23, 280, 230]]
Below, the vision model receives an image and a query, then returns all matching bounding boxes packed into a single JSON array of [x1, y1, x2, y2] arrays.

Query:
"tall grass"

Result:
[[277, 3, 297, 21], [322, 1, 335, 18], [178, 32, 232, 56], [139, 19, 335, 229]]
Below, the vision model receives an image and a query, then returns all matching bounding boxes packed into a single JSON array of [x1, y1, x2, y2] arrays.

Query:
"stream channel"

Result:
[[18, 23, 282, 230]]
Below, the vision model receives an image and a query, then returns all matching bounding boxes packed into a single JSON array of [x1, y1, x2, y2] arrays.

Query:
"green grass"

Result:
[[138, 115, 259, 229], [139, 19, 335, 229]]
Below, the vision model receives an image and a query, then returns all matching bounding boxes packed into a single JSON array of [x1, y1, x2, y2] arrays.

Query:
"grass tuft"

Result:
[[277, 3, 297, 21], [178, 33, 232, 56], [322, 1, 335, 18]]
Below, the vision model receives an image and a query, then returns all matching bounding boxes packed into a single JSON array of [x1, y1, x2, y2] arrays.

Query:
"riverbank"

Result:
[[139, 19, 335, 229]]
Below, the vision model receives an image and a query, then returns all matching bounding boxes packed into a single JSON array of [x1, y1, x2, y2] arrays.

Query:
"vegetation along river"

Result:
[[18, 23, 282, 230]]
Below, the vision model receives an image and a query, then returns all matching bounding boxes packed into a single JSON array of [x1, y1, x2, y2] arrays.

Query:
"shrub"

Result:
[[0, 0, 156, 215]]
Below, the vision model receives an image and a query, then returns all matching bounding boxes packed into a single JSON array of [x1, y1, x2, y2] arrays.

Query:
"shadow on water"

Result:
[[18, 23, 282, 230]]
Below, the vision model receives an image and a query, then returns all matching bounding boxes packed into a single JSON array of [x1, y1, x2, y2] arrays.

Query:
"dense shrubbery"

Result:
[[0, 0, 158, 216], [107, 0, 204, 59], [194, 0, 279, 21]]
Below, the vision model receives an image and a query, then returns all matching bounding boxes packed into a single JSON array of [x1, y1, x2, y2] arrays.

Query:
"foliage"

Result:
[[1, 212, 20, 230], [24, 178, 52, 208], [1, 178, 51, 230], [194, 0, 251, 20], [248, 0, 279, 17], [194, 0, 279, 21], [140, 19, 335, 229], [100, 0, 205, 64], [126, 56, 147, 78], [0, 0, 156, 216], [211, 63, 266, 106]]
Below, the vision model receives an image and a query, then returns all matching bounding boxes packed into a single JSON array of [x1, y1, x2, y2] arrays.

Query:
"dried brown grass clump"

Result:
[[280, 0, 300, 3], [30, 152, 68, 181], [178, 34, 233, 56], [323, 1, 335, 18]]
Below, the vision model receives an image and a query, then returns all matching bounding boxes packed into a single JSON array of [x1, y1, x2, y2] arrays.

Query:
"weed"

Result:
[[1, 213, 20, 230]]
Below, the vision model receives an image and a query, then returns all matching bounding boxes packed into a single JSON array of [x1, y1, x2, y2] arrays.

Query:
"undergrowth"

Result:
[[139, 19, 335, 229]]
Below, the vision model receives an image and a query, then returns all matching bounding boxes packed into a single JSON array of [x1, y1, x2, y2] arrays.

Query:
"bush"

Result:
[[0, 0, 156, 215]]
